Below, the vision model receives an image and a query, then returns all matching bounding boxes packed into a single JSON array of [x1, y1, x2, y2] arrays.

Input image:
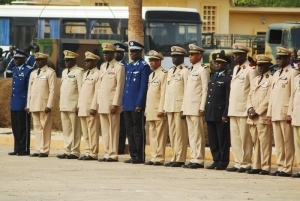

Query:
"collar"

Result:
[[217, 70, 226, 76]]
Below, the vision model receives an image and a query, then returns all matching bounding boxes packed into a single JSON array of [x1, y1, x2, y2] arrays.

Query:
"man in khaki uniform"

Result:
[[164, 46, 189, 167], [57, 50, 84, 159], [78, 52, 100, 161], [182, 44, 210, 169], [246, 55, 273, 175], [291, 50, 300, 178], [227, 43, 258, 172], [267, 47, 298, 177], [144, 50, 168, 166], [26, 53, 57, 157], [91, 43, 125, 162]]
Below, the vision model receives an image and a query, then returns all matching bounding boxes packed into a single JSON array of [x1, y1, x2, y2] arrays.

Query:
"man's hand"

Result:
[[267, 117, 272, 125], [157, 112, 164, 117], [25, 107, 30, 113], [110, 105, 116, 115], [45, 107, 51, 113], [222, 117, 228, 123], [287, 115, 292, 124], [135, 107, 141, 113], [199, 110, 205, 116], [180, 111, 186, 119], [89, 109, 97, 116]]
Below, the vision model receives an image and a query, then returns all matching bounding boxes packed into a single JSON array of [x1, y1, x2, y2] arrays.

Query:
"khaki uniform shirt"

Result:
[[60, 65, 84, 112], [145, 66, 167, 121], [27, 65, 57, 112], [289, 73, 300, 126]]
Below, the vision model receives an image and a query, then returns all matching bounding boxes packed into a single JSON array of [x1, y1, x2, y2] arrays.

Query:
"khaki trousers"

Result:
[[148, 120, 168, 163], [80, 115, 100, 159], [293, 127, 300, 170], [273, 121, 294, 174], [167, 112, 188, 162], [230, 117, 252, 168], [249, 124, 272, 171], [32, 112, 52, 154], [61, 112, 82, 157], [100, 113, 120, 160], [186, 115, 205, 165]]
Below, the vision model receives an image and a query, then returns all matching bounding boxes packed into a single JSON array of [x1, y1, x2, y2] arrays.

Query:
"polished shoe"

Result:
[[189, 163, 204, 169], [226, 167, 239, 172], [246, 169, 262, 174], [17, 152, 30, 156], [8, 151, 18, 155], [237, 167, 251, 173], [39, 153, 48, 158], [56, 153, 69, 159], [124, 158, 132, 163], [153, 162, 163, 166], [144, 161, 154, 165], [278, 172, 291, 177], [259, 170, 270, 175], [66, 154, 79, 159], [270, 170, 281, 176], [170, 162, 185, 167], [106, 158, 118, 162], [182, 162, 193, 168], [215, 166, 227, 170], [29, 153, 39, 157], [205, 164, 218, 169], [131, 159, 144, 164], [98, 158, 107, 162], [164, 162, 173, 167], [78, 156, 87, 160], [82, 155, 97, 161], [291, 173, 300, 178]]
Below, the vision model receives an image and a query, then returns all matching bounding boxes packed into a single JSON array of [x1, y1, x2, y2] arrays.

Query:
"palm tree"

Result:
[[128, 0, 143, 53]]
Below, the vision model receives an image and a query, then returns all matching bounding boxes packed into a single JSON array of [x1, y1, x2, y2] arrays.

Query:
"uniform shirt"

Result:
[[164, 63, 189, 113], [145, 66, 167, 121], [122, 58, 151, 111], [59, 65, 84, 112], [10, 63, 33, 111], [0, 56, 8, 77], [27, 65, 57, 112], [291, 74, 300, 126], [25, 55, 35, 67], [182, 61, 210, 115], [228, 61, 258, 117], [246, 71, 272, 125]]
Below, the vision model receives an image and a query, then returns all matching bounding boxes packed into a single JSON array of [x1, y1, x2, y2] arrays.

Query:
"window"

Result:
[[62, 20, 87, 39], [38, 19, 60, 38], [89, 19, 121, 40], [268, 30, 282, 44], [202, 6, 217, 33], [94, 1, 109, 6]]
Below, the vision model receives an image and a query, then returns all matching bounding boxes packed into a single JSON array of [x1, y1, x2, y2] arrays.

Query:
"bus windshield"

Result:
[[145, 22, 201, 56], [291, 28, 300, 50]]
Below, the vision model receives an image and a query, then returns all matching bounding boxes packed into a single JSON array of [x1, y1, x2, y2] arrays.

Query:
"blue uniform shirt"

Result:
[[25, 55, 35, 67], [10, 63, 33, 111], [122, 58, 151, 111]]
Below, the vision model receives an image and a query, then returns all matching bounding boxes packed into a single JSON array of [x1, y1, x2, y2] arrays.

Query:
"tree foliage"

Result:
[[234, 0, 300, 7], [0, 0, 13, 5]]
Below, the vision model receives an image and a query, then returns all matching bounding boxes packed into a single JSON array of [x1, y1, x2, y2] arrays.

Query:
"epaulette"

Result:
[[201, 63, 208, 69], [26, 65, 34, 69], [76, 67, 84, 71], [162, 69, 167, 73], [185, 66, 190, 69], [118, 61, 124, 66], [142, 61, 148, 65], [48, 67, 55, 72]]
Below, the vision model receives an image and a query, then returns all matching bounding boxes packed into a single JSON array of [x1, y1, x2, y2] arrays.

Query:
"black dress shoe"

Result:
[[206, 164, 217, 169], [182, 162, 193, 168], [246, 169, 262, 174], [39, 153, 48, 158], [292, 173, 300, 178], [215, 166, 227, 170], [78, 156, 87, 160], [98, 158, 107, 162], [270, 170, 281, 176], [106, 158, 118, 162], [8, 151, 18, 155], [144, 161, 154, 165], [237, 167, 250, 173], [17, 152, 30, 156], [164, 162, 173, 167], [153, 162, 163, 166], [226, 167, 239, 172], [66, 154, 79, 159], [29, 153, 39, 157], [190, 163, 204, 169], [278, 172, 291, 177], [124, 158, 132, 163], [82, 155, 97, 161], [56, 153, 69, 159], [131, 159, 144, 164], [170, 162, 185, 167], [259, 170, 270, 175]]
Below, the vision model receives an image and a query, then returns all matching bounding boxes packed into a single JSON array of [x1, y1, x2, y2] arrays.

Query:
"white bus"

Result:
[[0, 5, 202, 75]]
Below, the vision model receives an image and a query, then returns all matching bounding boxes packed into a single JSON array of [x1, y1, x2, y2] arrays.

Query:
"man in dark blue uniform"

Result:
[[205, 50, 231, 170], [5, 46, 16, 78], [8, 50, 34, 156], [122, 41, 151, 164], [24, 45, 35, 67], [114, 42, 128, 154]]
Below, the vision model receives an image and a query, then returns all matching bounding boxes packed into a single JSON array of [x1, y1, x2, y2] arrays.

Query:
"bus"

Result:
[[0, 5, 202, 76]]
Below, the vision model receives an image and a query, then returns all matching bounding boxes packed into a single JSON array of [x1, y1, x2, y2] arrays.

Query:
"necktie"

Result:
[[86, 70, 90, 77], [173, 67, 177, 74], [106, 62, 109, 69], [37, 69, 41, 75], [258, 75, 264, 84], [236, 66, 241, 75], [67, 69, 70, 74], [152, 72, 155, 79], [279, 68, 283, 76]]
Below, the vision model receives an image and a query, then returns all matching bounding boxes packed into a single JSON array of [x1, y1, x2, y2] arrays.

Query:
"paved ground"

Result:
[[0, 146, 299, 201]]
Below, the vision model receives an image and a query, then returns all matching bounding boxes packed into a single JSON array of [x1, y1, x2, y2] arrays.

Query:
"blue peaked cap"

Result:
[[114, 42, 128, 52], [129, 41, 144, 50], [13, 49, 28, 58]]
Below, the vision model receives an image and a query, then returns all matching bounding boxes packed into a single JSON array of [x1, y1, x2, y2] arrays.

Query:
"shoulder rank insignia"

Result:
[[201, 64, 207, 69], [142, 61, 148, 65], [162, 69, 167, 73]]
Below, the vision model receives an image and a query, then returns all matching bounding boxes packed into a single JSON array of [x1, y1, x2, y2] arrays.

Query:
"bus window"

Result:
[[0, 18, 10, 45], [89, 19, 121, 40], [38, 19, 60, 38], [268, 29, 282, 44], [62, 20, 87, 39], [291, 28, 300, 50]]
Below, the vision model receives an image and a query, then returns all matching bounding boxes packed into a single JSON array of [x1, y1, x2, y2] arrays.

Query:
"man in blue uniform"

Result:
[[5, 46, 16, 78], [114, 42, 128, 154], [122, 41, 151, 164], [23, 45, 35, 67], [8, 50, 33, 156], [205, 50, 231, 170]]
